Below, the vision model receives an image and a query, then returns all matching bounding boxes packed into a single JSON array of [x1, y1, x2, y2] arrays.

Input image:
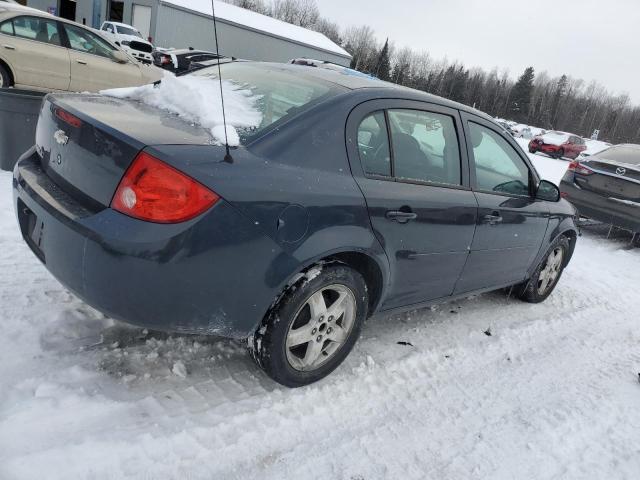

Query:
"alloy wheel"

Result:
[[285, 284, 356, 371], [537, 247, 564, 295]]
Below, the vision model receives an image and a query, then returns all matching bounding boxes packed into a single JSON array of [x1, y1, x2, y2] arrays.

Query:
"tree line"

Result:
[[224, 0, 640, 144]]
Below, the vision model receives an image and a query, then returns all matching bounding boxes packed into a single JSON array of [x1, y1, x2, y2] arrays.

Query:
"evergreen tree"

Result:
[[508, 67, 535, 122], [375, 38, 391, 81], [550, 74, 568, 126]]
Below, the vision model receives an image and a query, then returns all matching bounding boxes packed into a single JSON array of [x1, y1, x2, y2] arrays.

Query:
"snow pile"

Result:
[[101, 73, 263, 146], [539, 131, 570, 146]]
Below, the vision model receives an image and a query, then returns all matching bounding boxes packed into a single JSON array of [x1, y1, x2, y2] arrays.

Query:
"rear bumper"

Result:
[[13, 150, 286, 338], [560, 175, 640, 232]]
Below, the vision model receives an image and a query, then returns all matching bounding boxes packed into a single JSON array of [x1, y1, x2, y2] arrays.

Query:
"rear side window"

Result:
[[594, 145, 640, 165], [357, 112, 391, 176], [469, 122, 530, 196], [388, 109, 461, 185], [192, 63, 347, 144], [11, 16, 61, 46], [0, 20, 13, 36]]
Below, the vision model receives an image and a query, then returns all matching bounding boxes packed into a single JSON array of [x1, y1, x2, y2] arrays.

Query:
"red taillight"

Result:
[[111, 151, 219, 223], [567, 161, 593, 176], [54, 107, 82, 128]]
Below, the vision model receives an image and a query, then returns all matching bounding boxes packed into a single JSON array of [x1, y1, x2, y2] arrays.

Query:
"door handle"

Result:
[[76, 60, 88, 65], [386, 210, 417, 224], [482, 212, 503, 225], [3, 44, 15, 50]]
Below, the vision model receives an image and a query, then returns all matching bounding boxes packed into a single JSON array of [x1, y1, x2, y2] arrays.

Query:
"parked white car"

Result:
[[99, 21, 153, 64]]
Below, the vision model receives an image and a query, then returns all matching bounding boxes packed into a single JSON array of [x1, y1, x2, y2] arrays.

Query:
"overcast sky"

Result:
[[317, 0, 639, 102]]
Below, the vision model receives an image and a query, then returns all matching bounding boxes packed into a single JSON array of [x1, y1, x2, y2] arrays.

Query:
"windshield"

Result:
[[116, 25, 142, 38], [191, 63, 348, 143], [593, 145, 640, 165]]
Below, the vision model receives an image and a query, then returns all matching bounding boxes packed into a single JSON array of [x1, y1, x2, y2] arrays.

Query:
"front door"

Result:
[[347, 100, 478, 310], [62, 22, 142, 92], [0, 15, 70, 90], [454, 114, 549, 294]]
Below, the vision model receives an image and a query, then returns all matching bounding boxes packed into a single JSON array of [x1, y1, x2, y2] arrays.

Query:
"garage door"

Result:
[[132, 4, 152, 40]]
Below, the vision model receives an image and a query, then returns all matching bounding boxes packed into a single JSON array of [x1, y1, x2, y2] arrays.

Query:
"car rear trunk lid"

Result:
[[576, 160, 640, 202], [35, 94, 214, 208]]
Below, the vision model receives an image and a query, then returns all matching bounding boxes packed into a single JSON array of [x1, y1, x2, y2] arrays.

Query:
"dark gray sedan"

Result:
[[13, 62, 578, 387], [560, 144, 640, 234]]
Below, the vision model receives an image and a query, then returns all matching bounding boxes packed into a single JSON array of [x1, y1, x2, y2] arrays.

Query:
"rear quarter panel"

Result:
[[149, 93, 391, 323]]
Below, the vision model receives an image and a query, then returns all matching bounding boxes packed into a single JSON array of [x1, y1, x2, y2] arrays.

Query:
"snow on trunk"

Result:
[[101, 73, 263, 146]]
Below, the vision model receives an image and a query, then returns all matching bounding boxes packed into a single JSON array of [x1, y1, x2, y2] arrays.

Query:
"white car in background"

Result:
[[99, 21, 153, 64]]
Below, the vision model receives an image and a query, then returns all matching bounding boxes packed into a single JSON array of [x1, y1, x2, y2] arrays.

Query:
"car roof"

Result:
[[254, 62, 493, 120], [0, 3, 55, 18], [609, 143, 640, 150], [175, 49, 218, 55]]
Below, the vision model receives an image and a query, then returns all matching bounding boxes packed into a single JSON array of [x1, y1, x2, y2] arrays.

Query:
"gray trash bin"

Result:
[[0, 88, 46, 172]]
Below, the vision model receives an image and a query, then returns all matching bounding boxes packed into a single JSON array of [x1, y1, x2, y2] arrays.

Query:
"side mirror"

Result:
[[111, 50, 129, 64], [536, 180, 561, 202]]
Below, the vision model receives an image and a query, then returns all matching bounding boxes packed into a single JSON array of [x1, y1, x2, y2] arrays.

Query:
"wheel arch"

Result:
[[559, 228, 578, 266], [0, 57, 15, 86], [259, 247, 389, 335]]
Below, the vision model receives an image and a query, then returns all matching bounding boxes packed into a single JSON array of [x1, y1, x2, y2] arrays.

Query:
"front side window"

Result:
[[469, 122, 530, 196], [388, 109, 461, 185], [11, 16, 61, 45], [64, 23, 116, 58], [357, 111, 391, 176]]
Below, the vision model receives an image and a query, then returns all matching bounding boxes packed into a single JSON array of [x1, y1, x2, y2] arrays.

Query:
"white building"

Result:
[[22, 0, 352, 66]]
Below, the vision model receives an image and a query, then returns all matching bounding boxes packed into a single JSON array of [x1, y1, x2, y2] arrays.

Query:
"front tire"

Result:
[[252, 264, 368, 387], [0, 63, 12, 88], [555, 148, 565, 159], [519, 236, 570, 303]]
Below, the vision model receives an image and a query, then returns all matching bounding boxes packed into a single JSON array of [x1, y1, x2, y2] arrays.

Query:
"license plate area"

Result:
[[17, 198, 46, 263]]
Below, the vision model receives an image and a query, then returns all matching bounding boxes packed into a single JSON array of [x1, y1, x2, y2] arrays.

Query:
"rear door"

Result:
[[62, 22, 143, 92], [0, 15, 69, 90], [454, 113, 549, 294], [347, 100, 478, 310]]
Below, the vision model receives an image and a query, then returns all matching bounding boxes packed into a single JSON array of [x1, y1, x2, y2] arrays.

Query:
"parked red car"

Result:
[[528, 131, 587, 159]]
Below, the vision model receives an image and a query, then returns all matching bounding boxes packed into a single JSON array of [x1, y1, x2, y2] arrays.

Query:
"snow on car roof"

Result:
[[162, 0, 351, 58]]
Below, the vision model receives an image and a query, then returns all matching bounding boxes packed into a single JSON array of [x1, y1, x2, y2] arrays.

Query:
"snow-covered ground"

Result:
[[1, 149, 639, 479]]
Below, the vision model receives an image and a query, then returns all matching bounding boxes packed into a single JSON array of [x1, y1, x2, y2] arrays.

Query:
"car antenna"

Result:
[[210, 0, 233, 163]]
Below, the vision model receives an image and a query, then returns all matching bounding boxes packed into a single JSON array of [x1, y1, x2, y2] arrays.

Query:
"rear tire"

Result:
[[528, 147, 537, 154], [518, 236, 570, 303], [0, 63, 12, 88], [251, 264, 368, 387]]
